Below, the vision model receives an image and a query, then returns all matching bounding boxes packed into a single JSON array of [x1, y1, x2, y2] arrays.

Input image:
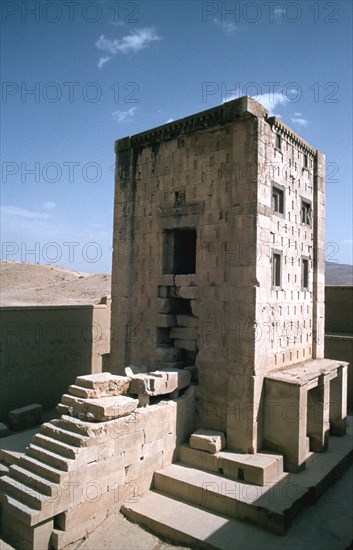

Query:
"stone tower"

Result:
[[110, 96, 346, 471]]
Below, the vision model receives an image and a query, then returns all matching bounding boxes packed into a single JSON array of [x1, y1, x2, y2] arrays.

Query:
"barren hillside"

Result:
[[0, 261, 111, 306]]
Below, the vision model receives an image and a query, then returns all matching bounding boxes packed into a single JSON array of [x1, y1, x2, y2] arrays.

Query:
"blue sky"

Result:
[[1, 0, 352, 273]]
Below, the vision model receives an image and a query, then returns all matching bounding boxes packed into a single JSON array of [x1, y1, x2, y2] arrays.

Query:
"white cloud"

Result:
[[253, 92, 287, 113], [223, 92, 288, 113], [294, 112, 302, 116], [96, 28, 161, 55], [41, 201, 56, 210], [214, 19, 238, 33], [112, 107, 137, 123], [97, 56, 112, 69], [166, 118, 174, 123], [291, 117, 308, 127], [1, 205, 50, 220]]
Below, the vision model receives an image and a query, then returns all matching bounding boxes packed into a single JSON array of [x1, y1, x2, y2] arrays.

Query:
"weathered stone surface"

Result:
[[176, 315, 198, 328], [0, 422, 11, 438], [155, 347, 182, 362], [129, 368, 191, 397], [156, 314, 177, 328], [61, 394, 138, 422], [174, 275, 197, 287], [177, 286, 198, 300], [125, 365, 147, 377], [190, 429, 226, 453], [170, 327, 198, 340], [8, 404, 42, 431], [174, 339, 198, 352], [74, 373, 130, 397]]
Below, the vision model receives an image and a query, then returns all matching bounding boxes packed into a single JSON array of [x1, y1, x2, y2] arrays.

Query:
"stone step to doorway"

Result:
[[125, 422, 353, 541], [178, 444, 284, 486], [153, 463, 289, 534], [122, 490, 250, 549]]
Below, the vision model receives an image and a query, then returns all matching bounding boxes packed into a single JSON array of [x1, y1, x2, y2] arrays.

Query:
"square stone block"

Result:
[[8, 404, 42, 431], [190, 429, 226, 454]]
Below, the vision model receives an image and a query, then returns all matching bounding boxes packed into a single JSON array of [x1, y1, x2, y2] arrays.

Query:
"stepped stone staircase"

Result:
[[122, 418, 353, 548], [0, 370, 195, 549]]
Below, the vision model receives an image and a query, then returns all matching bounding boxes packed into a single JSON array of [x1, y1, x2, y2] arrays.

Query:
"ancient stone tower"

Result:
[[110, 96, 347, 471]]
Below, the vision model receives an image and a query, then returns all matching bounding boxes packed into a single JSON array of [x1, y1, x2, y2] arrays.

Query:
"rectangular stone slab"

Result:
[[190, 429, 226, 453], [74, 373, 130, 397], [8, 404, 42, 431], [129, 368, 191, 396], [61, 394, 138, 422]]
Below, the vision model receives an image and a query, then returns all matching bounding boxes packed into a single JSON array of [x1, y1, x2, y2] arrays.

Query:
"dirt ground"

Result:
[[0, 261, 111, 306]]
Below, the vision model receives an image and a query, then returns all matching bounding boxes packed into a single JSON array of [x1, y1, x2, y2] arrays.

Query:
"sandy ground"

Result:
[[0, 261, 111, 306]]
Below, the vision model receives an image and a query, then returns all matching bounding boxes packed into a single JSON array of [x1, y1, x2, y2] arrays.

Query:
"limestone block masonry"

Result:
[[108, 96, 351, 538], [110, 95, 329, 456], [0, 372, 195, 549]]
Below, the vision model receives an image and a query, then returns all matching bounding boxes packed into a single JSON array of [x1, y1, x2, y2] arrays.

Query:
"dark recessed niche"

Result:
[[163, 228, 196, 275]]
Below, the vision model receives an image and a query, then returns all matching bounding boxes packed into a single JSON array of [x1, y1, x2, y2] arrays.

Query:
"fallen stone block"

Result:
[[73, 373, 130, 397], [8, 404, 42, 431], [125, 364, 147, 377], [60, 395, 138, 422], [190, 429, 226, 453], [129, 368, 191, 397]]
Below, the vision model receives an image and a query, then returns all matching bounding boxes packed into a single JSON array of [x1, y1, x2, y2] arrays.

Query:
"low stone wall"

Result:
[[0, 298, 111, 422], [325, 286, 353, 333]]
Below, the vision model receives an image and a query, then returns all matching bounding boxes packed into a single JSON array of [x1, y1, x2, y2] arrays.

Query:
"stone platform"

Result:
[[122, 416, 353, 539]]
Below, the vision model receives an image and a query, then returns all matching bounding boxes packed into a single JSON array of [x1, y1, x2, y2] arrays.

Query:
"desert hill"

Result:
[[0, 261, 111, 306], [0, 260, 351, 307], [325, 262, 353, 285]]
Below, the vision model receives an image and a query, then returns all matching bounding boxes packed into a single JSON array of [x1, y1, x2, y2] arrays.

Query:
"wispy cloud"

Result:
[[96, 27, 161, 55], [166, 118, 174, 123], [97, 56, 112, 69], [291, 117, 308, 127], [1, 205, 50, 220], [41, 201, 56, 210], [214, 19, 238, 33], [112, 107, 137, 123]]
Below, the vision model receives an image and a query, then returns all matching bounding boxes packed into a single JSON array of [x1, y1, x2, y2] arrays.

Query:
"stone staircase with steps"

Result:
[[0, 372, 196, 549], [122, 418, 353, 548], [1, 419, 93, 528]]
